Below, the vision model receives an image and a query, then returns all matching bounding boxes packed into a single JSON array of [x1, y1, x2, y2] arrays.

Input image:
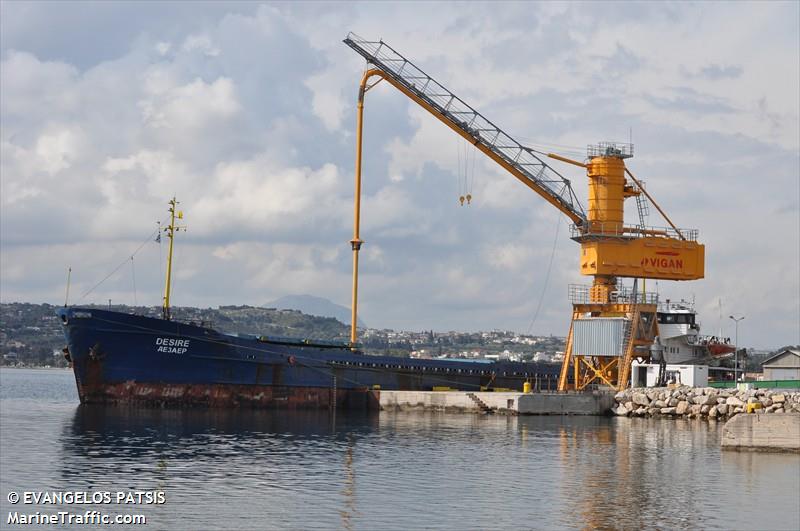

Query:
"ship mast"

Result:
[[162, 197, 184, 320]]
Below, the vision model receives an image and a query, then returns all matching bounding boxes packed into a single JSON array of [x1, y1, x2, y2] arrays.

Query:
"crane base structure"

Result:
[[558, 300, 659, 392]]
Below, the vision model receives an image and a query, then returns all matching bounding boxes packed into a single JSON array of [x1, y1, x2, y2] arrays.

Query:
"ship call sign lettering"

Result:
[[155, 337, 190, 354]]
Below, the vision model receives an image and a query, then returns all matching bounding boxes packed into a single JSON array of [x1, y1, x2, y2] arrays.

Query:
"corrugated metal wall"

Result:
[[573, 318, 628, 357]]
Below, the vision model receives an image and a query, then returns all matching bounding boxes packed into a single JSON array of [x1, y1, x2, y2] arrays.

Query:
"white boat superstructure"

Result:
[[657, 300, 734, 364]]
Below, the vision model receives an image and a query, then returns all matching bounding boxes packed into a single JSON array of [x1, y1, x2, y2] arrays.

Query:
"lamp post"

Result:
[[729, 315, 745, 382]]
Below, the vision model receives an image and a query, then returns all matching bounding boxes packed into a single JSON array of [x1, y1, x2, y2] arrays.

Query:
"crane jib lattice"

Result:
[[344, 33, 587, 225]]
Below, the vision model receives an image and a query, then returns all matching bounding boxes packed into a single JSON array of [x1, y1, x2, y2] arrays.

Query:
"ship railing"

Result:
[[172, 318, 214, 329], [688, 334, 732, 346], [657, 299, 695, 313]]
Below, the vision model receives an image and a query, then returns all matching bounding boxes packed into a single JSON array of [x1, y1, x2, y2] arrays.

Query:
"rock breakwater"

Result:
[[613, 386, 800, 420]]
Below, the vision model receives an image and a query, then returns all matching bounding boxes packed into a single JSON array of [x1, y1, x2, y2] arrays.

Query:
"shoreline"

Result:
[[612, 386, 800, 420], [0, 366, 71, 371]]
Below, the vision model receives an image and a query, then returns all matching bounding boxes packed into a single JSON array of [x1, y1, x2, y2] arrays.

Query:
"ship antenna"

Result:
[[64, 266, 72, 307], [162, 197, 186, 320]]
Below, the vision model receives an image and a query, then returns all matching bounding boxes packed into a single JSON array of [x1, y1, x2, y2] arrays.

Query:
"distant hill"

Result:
[[266, 294, 366, 328], [0, 302, 349, 367]]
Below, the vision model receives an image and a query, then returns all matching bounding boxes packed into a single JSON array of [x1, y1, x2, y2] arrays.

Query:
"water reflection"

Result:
[[2, 370, 797, 531]]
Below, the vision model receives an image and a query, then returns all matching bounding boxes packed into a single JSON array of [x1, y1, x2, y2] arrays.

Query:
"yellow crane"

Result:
[[343, 34, 704, 391]]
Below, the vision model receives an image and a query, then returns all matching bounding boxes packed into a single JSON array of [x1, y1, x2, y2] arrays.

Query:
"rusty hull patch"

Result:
[[77, 380, 380, 410]]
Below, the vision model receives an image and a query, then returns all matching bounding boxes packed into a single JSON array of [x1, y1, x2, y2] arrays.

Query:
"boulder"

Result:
[[654, 400, 667, 408], [726, 396, 745, 407], [660, 407, 677, 415], [690, 404, 703, 415], [668, 398, 679, 407], [694, 394, 716, 406], [614, 404, 629, 416], [700, 405, 710, 415], [716, 404, 728, 416], [676, 401, 690, 415], [772, 393, 786, 404], [632, 393, 650, 406], [615, 391, 627, 402], [708, 405, 718, 418], [624, 401, 635, 412]]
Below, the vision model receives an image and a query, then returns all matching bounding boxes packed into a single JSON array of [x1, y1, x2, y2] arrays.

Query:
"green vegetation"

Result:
[[0, 302, 348, 367], [708, 380, 800, 389], [0, 302, 565, 367]]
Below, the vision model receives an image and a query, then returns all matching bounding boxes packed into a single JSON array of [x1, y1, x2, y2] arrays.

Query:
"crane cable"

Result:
[[525, 214, 561, 335], [76, 221, 166, 303], [456, 138, 475, 206]]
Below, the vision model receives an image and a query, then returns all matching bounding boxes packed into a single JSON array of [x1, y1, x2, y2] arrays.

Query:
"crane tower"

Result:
[[343, 34, 705, 391]]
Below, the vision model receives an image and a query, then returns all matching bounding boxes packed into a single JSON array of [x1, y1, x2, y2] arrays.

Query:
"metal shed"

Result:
[[761, 349, 800, 381]]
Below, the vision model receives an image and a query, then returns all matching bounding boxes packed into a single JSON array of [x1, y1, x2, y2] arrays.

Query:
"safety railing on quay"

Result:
[[570, 222, 698, 242], [569, 284, 659, 305]]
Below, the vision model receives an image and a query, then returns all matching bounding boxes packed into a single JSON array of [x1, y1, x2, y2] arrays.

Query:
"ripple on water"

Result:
[[1, 368, 798, 531]]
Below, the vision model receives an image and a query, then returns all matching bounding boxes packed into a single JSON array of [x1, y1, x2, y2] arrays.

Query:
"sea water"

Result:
[[1, 368, 798, 530]]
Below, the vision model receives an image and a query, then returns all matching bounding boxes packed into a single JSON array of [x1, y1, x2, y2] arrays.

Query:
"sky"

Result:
[[1, 1, 798, 349]]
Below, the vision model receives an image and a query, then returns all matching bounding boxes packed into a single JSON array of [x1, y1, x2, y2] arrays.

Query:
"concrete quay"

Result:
[[721, 413, 800, 453], [378, 390, 614, 415]]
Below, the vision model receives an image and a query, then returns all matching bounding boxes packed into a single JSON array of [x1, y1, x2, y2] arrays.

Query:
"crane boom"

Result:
[[344, 33, 586, 227]]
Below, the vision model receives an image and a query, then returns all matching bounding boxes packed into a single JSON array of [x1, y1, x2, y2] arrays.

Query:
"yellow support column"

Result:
[[349, 73, 370, 345]]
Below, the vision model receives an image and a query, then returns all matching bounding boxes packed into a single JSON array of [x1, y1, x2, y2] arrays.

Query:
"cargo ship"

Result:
[[57, 307, 561, 409], [58, 198, 561, 409]]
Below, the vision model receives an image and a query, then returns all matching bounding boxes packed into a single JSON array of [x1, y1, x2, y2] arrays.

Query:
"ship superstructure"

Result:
[[657, 299, 734, 364]]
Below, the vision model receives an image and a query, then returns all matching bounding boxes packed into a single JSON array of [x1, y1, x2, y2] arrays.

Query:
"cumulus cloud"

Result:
[[1, 2, 798, 348]]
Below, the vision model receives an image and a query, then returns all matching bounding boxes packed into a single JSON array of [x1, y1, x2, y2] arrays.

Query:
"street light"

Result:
[[729, 315, 745, 382]]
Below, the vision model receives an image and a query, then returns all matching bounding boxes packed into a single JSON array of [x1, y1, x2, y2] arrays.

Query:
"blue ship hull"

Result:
[[57, 307, 561, 409]]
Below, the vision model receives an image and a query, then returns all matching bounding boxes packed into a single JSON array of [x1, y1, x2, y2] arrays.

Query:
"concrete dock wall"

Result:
[[378, 391, 613, 415], [721, 413, 800, 452], [378, 391, 521, 413], [517, 391, 614, 415]]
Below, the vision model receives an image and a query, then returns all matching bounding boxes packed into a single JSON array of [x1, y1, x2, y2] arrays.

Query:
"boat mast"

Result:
[[162, 197, 184, 320]]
